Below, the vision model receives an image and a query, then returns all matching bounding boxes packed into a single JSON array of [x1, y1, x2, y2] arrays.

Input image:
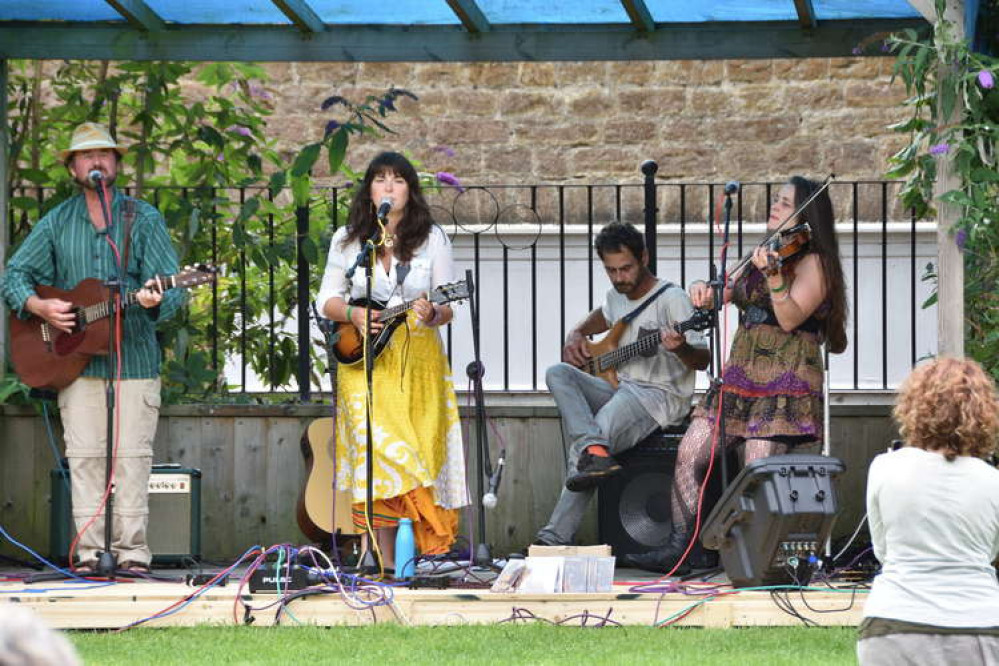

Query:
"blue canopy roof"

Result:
[[0, 1, 928, 62]]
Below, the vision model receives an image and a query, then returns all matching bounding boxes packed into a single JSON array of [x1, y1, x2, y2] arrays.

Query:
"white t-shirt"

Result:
[[863, 446, 999, 627], [317, 224, 454, 309], [600, 280, 707, 428]]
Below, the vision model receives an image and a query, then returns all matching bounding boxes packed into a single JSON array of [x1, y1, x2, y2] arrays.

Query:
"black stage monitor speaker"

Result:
[[598, 429, 735, 560], [701, 454, 844, 588], [50, 464, 202, 565]]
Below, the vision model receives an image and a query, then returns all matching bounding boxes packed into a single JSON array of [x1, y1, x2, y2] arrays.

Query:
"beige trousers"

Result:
[[59, 376, 161, 565]]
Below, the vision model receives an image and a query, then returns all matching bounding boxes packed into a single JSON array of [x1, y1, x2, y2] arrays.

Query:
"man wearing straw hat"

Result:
[[2, 122, 184, 575]]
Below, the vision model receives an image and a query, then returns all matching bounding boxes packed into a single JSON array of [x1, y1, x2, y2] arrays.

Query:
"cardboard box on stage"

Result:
[[50, 464, 202, 565]]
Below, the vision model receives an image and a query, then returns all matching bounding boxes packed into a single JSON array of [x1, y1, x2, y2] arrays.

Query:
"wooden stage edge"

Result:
[[1, 581, 868, 629]]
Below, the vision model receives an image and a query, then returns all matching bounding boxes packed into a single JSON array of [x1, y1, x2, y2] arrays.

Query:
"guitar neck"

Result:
[[594, 320, 695, 372], [79, 274, 175, 325]]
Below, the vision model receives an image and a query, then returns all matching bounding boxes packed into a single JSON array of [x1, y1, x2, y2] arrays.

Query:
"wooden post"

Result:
[[934, 0, 966, 357], [1, 58, 9, 379]]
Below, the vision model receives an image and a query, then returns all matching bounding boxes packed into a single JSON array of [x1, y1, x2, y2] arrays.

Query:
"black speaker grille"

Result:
[[616, 470, 673, 548]]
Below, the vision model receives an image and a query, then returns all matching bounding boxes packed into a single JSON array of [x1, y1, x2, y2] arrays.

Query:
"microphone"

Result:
[[724, 181, 740, 195], [482, 453, 505, 510], [88, 170, 103, 186], [376, 197, 392, 221]]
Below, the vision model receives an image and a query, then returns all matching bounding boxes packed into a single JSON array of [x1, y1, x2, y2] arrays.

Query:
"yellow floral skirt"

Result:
[[335, 312, 467, 554]]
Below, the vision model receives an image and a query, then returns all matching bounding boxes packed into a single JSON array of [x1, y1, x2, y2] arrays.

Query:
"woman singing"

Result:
[[317, 152, 467, 570], [626, 176, 848, 574]]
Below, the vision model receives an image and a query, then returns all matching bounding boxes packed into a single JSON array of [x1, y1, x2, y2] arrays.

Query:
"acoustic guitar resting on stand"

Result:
[[9, 264, 217, 391], [581, 308, 714, 388]]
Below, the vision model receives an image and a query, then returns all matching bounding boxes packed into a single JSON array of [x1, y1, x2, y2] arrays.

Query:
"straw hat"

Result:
[[59, 122, 128, 163]]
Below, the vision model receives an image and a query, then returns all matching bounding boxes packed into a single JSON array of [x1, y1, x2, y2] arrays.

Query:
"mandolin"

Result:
[[330, 279, 470, 365], [580, 308, 713, 388]]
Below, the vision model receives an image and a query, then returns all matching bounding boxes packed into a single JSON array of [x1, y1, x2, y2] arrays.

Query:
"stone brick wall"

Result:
[[261, 57, 908, 188]]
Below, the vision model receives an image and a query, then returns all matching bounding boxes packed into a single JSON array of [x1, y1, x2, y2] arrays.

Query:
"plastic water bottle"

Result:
[[395, 518, 416, 579]]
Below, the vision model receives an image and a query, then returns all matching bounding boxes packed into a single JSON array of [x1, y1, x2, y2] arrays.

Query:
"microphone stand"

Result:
[[349, 224, 381, 574], [94, 180, 120, 579], [708, 186, 736, 495], [463, 269, 496, 568]]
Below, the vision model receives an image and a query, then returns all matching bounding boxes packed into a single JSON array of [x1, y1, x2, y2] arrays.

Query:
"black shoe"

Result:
[[621, 530, 693, 575], [565, 451, 622, 492]]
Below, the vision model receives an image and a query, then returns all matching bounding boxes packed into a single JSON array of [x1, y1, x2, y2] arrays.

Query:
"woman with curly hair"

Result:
[[317, 152, 467, 570], [858, 357, 999, 665]]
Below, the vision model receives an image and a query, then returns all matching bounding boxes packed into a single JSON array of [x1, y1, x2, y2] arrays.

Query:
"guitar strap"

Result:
[[121, 198, 136, 277], [621, 281, 675, 325]]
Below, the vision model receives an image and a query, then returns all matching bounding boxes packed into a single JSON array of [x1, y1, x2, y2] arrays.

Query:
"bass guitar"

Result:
[[9, 264, 217, 390], [581, 308, 713, 388], [331, 279, 470, 365]]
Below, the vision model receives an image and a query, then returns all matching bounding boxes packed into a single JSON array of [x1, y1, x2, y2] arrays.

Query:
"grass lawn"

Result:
[[70, 624, 859, 665]]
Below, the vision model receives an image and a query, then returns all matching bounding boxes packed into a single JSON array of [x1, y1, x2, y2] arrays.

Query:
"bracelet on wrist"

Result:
[[346, 304, 354, 322], [771, 289, 792, 303], [769, 281, 788, 293]]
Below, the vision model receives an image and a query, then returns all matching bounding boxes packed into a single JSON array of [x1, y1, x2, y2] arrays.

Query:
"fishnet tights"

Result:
[[670, 416, 787, 534]]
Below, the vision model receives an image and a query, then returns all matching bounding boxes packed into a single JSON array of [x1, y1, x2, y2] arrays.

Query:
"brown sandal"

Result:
[[119, 560, 151, 574]]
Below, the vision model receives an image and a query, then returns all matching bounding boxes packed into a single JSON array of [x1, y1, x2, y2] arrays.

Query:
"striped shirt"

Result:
[[2, 188, 183, 380]]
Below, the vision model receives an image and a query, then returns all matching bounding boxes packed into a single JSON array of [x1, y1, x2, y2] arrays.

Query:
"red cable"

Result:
[[68, 199, 126, 573], [660, 190, 733, 579]]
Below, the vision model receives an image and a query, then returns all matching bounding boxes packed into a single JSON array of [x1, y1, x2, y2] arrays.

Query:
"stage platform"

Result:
[[0, 566, 868, 629]]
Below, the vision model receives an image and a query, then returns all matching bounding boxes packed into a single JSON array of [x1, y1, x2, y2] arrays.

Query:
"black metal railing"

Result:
[[6, 175, 934, 399]]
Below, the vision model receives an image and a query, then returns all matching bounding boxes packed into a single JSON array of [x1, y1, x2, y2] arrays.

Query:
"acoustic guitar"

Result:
[[331, 279, 470, 365], [581, 308, 714, 388], [296, 417, 355, 541], [9, 265, 217, 390]]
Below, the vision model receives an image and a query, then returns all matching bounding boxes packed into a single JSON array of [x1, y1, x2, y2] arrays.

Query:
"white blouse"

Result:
[[317, 224, 455, 310]]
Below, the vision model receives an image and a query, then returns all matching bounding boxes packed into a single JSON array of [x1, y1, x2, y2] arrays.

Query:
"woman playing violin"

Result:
[[625, 176, 848, 574]]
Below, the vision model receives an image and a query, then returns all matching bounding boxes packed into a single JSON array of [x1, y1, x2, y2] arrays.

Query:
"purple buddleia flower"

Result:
[[978, 70, 995, 89], [225, 125, 252, 137], [321, 95, 348, 111], [929, 143, 950, 155], [955, 228, 968, 249], [324, 120, 341, 137], [852, 46, 862, 55], [435, 171, 465, 192], [380, 96, 397, 112], [432, 145, 457, 158], [880, 41, 891, 53], [248, 82, 273, 100]]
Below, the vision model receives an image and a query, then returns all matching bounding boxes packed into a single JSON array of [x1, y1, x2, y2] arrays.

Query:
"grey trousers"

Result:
[[858, 633, 999, 666], [535, 363, 660, 545]]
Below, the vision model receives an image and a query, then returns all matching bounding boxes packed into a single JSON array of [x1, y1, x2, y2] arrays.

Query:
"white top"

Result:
[[863, 446, 999, 627], [601, 280, 707, 429], [317, 224, 454, 309]]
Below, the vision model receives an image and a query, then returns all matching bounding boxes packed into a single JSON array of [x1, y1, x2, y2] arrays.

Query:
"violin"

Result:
[[763, 223, 811, 276], [727, 174, 833, 281]]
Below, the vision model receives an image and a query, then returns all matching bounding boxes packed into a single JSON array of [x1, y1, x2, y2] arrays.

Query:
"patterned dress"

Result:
[[695, 260, 825, 444]]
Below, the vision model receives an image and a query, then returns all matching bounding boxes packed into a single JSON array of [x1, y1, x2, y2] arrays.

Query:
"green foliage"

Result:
[[4, 61, 415, 402], [881, 1, 999, 376]]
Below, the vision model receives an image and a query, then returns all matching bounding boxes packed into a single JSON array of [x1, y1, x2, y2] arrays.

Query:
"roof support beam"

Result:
[[620, 0, 656, 33], [104, 0, 166, 32], [271, 0, 325, 33], [0, 19, 928, 62], [793, 0, 817, 29], [0, 59, 9, 381], [445, 0, 491, 33]]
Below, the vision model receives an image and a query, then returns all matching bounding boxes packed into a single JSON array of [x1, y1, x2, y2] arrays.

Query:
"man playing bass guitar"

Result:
[[531, 222, 710, 549]]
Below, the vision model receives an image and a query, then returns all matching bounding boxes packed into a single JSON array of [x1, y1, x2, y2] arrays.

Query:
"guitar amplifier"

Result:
[[50, 464, 202, 565]]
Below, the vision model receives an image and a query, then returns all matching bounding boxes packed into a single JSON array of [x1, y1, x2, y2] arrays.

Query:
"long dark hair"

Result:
[[341, 151, 434, 263], [789, 176, 848, 354]]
